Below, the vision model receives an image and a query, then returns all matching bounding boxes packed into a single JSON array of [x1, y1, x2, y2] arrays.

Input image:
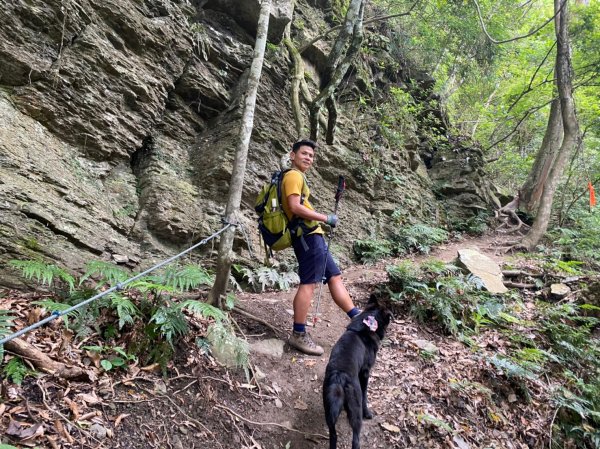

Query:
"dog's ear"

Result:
[[367, 293, 378, 306]]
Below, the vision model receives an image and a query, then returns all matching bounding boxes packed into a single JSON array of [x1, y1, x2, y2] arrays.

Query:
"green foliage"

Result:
[[2, 357, 35, 385], [450, 211, 490, 235], [10, 259, 75, 292], [181, 300, 226, 321], [150, 264, 214, 292], [237, 265, 299, 292], [387, 260, 496, 339], [0, 310, 14, 361], [487, 354, 539, 381], [10, 259, 239, 370], [392, 224, 449, 255], [79, 260, 129, 286], [353, 238, 393, 263], [551, 211, 600, 265], [84, 345, 137, 371], [353, 224, 449, 263], [417, 413, 453, 433]]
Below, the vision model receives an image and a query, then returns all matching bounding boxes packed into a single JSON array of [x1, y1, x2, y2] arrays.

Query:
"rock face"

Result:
[[0, 1, 498, 287], [456, 249, 508, 294]]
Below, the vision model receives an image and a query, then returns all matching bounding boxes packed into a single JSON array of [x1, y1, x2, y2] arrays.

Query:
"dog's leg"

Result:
[[359, 369, 373, 419], [324, 383, 343, 449], [346, 380, 363, 449]]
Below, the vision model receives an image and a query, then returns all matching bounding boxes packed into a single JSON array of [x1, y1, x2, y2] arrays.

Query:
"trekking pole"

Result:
[[312, 176, 346, 327]]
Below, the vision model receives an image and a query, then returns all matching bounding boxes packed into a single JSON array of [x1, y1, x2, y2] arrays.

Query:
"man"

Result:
[[282, 139, 360, 356]]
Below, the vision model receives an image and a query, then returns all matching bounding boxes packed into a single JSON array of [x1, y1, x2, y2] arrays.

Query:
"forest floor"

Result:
[[1, 233, 555, 449]]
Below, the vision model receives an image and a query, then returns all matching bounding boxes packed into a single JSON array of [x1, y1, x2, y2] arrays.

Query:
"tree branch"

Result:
[[298, 2, 419, 54], [472, 0, 565, 45]]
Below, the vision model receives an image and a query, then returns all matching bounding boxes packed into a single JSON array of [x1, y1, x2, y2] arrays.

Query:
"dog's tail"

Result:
[[323, 371, 353, 448]]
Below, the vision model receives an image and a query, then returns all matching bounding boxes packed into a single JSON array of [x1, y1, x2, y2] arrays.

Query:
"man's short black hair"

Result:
[[292, 139, 317, 152]]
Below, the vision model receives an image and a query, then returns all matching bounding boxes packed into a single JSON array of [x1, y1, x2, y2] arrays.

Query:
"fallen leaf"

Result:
[[77, 392, 101, 405], [141, 363, 161, 372], [114, 413, 130, 428], [293, 399, 308, 410], [380, 422, 401, 433]]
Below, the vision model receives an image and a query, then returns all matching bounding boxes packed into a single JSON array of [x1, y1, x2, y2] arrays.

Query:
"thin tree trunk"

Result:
[[519, 97, 563, 214], [520, 0, 581, 250], [208, 0, 271, 307]]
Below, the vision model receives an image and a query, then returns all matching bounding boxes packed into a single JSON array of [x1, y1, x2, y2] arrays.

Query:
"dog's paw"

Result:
[[363, 408, 374, 419]]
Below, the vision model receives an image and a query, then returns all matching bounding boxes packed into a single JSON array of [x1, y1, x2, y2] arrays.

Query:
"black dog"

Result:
[[322, 295, 393, 449]]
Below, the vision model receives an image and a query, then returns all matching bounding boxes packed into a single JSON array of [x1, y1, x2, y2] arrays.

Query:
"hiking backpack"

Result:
[[254, 169, 314, 252]]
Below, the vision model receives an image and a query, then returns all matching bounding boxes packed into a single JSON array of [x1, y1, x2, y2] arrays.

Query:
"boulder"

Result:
[[250, 338, 285, 358], [456, 249, 508, 294]]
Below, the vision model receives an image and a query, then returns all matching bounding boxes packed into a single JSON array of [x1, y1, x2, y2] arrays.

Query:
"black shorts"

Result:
[[293, 233, 341, 284]]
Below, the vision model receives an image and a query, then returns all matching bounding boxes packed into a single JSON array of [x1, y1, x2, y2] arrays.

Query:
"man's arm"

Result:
[[287, 194, 328, 222]]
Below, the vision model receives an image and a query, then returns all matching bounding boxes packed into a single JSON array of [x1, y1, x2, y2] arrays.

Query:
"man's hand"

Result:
[[325, 214, 338, 227]]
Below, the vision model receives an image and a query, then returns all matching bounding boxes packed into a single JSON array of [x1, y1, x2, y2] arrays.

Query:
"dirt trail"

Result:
[[225, 233, 522, 449], [3, 233, 538, 449]]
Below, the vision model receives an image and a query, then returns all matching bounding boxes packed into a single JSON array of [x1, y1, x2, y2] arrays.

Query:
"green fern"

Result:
[[32, 299, 76, 328], [127, 280, 179, 296], [241, 266, 299, 292], [488, 354, 538, 381], [10, 259, 75, 291], [420, 259, 460, 275], [79, 260, 129, 286], [393, 223, 448, 254], [353, 238, 393, 263], [0, 310, 15, 361], [154, 264, 214, 291], [109, 293, 140, 329], [150, 305, 188, 346], [181, 300, 226, 321], [2, 357, 33, 385]]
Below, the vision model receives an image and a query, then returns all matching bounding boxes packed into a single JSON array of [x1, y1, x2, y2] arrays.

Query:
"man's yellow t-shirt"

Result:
[[281, 169, 324, 235]]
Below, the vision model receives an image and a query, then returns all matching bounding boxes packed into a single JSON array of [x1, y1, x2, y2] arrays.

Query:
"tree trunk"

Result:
[[309, 0, 365, 143], [519, 97, 563, 214], [520, 0, 581, 250], [207, 0, 271, 307]]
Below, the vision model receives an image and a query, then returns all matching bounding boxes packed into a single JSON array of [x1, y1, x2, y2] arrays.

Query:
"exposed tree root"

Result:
[[5, 338, 92, 381], [231, 306, 281, 336], [494, 195, 531, 236]]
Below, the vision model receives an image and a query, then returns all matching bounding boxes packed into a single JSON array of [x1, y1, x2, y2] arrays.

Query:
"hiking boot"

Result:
[[288, 331, 324, 356]]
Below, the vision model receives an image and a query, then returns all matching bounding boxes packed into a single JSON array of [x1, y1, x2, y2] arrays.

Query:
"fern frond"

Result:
[[108, 293, 140, 329], [32, 299, 75, 328], [127, 280, 179, 295], [9, 259, 75, 291], [150, 305, 188, 346], [180, 300, 226, 321], [2, 357, 31, 385], [80, 260, 129, 286], [155, 265, 214, 292], [488, 354, 538, 380], [0, 310, 15, 361]]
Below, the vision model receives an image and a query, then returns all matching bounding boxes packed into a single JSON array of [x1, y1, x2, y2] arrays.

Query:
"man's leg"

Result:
[[289, 282, 324, 356], [293, 283, 316, 324], [328, 275, 355, 313]]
